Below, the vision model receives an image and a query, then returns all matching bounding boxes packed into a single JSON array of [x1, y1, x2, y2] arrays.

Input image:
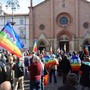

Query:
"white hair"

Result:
[[33, 55, 40, 61]]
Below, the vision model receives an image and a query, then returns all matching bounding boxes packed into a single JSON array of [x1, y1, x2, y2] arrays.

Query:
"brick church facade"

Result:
[[29, 0, 90, 53]]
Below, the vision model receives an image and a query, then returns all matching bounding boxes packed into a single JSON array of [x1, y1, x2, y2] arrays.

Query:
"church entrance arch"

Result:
[[59, 35, 69, 52], [57, 30, 73, 53], [38, 40, 46, 52]]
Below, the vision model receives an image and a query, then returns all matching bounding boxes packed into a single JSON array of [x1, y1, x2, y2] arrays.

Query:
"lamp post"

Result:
[[5, 0, 19, 25]]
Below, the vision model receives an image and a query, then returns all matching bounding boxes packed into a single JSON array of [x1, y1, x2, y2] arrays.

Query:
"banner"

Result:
[[32, 40, 37, 53], [0, 22, 24, 58], [84, 45, 89, 55]]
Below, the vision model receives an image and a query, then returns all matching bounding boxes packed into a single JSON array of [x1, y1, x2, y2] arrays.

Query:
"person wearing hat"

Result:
[[58, 73, 78, 90]]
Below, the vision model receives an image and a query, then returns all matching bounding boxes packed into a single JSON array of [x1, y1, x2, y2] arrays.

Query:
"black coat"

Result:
[[60, 58, 71, 73], [80, 63, 90, 87], [0, 62, 7, 84]]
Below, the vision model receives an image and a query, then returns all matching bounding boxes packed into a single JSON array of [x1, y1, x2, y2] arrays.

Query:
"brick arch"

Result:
[[57, 30, 73, 40]]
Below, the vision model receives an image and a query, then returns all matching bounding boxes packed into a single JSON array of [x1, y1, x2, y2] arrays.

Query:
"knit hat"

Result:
[[66, 73, 78, 86]]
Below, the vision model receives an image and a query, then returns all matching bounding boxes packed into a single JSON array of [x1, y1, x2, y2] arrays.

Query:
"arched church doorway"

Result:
[[59, 41, 69, 52], [38, 41, 46, 52], [58, 35, 69, 52], [57, 30, 73, 53]]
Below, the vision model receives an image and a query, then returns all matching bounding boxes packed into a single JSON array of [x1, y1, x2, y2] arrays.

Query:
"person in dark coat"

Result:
[[0, 53, 7, 84], [60, 54, 71, 84], [80, 57, 90, 90]]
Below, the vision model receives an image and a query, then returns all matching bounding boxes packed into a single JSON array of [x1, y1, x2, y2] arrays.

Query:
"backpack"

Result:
[[15, 62, 24, 78], [0, 63, 7, 84], [24, 57, 29, 67]]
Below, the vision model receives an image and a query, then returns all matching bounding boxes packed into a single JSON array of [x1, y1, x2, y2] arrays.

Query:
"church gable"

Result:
[[81, 31, 90, 44], [37, 33, 49, 45]]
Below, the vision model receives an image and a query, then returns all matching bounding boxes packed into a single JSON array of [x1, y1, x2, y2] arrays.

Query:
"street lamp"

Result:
[[5, 0, 20, 25]]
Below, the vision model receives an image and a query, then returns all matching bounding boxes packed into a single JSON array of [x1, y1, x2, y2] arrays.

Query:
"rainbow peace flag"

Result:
[[70, 56, 81, 71], [84, 45, 89, 55], [32, 40, 37, 53], [50, 46, 53, 54], [43, 55, 50, 62], [44, 56, 58, 68], [0, 22, 24, 58]]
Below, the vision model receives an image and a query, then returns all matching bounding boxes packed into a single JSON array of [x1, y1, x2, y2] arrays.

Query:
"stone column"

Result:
[[69, 40, 74, 52], [75, 0, 79, 37], [54, 38, 58, 51], [29, 0, 34, 50], [50, 0, 54, 38]]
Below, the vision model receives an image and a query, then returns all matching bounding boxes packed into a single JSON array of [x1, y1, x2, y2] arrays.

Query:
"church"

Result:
[[29, 0, 90, 53]]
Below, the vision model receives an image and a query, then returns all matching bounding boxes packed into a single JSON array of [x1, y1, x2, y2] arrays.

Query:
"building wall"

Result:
[[79, 0, 90, 37], [0, 14, 29, 50], [33, 1, 51, 38], [29, 0, 90, 52], [54, 0, 76, 36]]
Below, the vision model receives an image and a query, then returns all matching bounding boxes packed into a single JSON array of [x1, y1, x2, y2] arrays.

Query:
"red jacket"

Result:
[[28, 62, 42, 81]]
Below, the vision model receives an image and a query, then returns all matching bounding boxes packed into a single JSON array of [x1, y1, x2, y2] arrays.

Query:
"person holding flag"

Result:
[[48, 49, 58, 84]]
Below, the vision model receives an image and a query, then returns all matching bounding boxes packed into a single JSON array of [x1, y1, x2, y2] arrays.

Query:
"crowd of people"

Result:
[[0, 49, 90, 90]]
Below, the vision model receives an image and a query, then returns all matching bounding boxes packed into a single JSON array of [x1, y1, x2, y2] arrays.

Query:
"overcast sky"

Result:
[[0, 0, 44, 14], [0, 0, 90, 14]]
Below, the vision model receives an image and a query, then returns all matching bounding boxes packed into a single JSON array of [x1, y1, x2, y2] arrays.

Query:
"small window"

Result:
[[19, 28, 26, 43], [83, 22, 89, 29], [20, 19, 24, 25], [39, 24, 45, 30], [19, 29, 25, 37]]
